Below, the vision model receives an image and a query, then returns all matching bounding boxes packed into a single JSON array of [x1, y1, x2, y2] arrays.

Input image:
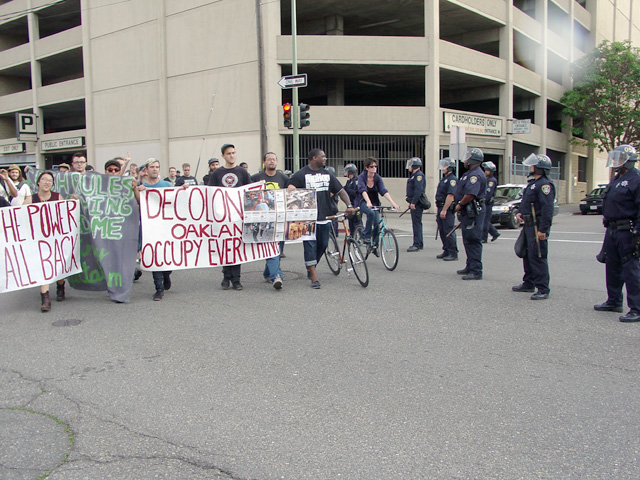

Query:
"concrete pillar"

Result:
[[327, 78, 345, 105], [425, 0, 440, 203], [325, 15, 344, 35], [500, 1, 515, 184]]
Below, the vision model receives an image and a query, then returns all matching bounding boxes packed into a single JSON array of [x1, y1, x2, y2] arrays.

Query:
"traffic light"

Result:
[[283, 103, 292, 129], [299, 103, 310, 128]]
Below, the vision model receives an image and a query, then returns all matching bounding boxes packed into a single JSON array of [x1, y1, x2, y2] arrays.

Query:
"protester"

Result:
[[31, 171, 66, 311], [164, 166, 178, 186], [208, 144, 252, 290], [239, 162, 249, 171], [6, 165, 31, 205], [138, 158, 174, 300], [287, 148, 355, 289], [251, 152, 289, 289], [0, 167, 18, 204], [175, 163, 198, 186], [202, 158, 219, 185], [57, 163, 70, 172], [71, 152, 88, 175]]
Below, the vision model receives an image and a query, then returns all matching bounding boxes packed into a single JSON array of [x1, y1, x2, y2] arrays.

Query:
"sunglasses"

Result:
[[106, 167, 120, 173], [368, 165, 378, 168]]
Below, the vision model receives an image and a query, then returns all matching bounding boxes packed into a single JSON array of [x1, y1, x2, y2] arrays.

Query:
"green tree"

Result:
[[561, 40, 640, 152]]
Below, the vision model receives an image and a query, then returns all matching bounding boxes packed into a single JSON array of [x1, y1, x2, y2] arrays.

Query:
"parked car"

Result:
[[491, 184, 559, 229], [579, 185, 607, 215]]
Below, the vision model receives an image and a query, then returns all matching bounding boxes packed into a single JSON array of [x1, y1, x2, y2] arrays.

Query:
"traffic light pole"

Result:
[[291, 0, 300, 172]]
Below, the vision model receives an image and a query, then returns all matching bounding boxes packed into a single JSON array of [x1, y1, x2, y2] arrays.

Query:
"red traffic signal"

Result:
[[283, 103, 292, 129]]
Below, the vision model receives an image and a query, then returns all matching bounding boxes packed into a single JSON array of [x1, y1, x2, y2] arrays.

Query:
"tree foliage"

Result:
[[561, 40, 640, 152]]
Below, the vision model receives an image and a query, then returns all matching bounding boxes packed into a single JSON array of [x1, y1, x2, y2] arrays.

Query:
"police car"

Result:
[[579, 185, 607, 215], [491, 184, 559, 228]]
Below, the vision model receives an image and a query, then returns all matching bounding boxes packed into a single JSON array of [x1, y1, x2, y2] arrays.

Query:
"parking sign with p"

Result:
[[15, 113, 37, 141]]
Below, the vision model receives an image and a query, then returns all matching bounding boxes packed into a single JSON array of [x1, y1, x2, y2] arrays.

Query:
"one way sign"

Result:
[[278, 74, 307, 89]]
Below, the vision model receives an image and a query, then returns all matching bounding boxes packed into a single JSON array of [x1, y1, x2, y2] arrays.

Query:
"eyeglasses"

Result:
[[73, 160, 86, 164], [106, 167, 120, 173], [39, 178, 53, 184]]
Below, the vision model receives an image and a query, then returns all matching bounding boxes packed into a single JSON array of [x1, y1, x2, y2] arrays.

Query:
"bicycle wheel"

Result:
[[324, 231, 341, 275], [347, 239, 369, 287], [379, 229, 399, 271]]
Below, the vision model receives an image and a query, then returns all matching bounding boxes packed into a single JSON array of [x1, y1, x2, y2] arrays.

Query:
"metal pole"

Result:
[[291, 0, 300, 172]]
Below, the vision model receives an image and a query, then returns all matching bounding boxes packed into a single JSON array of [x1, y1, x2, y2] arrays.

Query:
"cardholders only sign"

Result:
[[443, 112, 503, 137]]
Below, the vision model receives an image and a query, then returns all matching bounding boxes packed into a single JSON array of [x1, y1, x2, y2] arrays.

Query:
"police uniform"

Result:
[[435, 171, 458, 258], [518, 175, 555, 295], [482, 174, 500, 242], [600, 167, 640, 315], [406, 168, 426, 249], [454, 164, 486, 277]]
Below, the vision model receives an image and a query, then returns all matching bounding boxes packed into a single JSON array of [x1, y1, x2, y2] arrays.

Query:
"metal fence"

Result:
[[284, 135, 425, 178]]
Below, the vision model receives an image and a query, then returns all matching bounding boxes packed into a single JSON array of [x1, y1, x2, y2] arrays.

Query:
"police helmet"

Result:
[[606, 145, 638, 168], [482, 161, 496, 172], [344, 164, 358, 176], [463, 148, 483, 165], [439, 157, 455, 171], [327, 166, 336, 175], [406, 157, 422, 170], [523, 153, 552, 170]]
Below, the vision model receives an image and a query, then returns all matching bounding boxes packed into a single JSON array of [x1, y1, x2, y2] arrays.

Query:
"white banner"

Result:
[[0, 200, 81, 293], [140, 184, 279, 272]]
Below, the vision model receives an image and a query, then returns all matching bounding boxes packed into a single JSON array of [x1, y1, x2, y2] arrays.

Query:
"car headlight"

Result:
[[493, 206, 509, 212], [579, 200, 586, 205]]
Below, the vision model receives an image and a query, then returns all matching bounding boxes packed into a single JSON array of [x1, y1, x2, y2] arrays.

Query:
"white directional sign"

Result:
[[278, 74, 308, 89], [512, 119, 532, 134]]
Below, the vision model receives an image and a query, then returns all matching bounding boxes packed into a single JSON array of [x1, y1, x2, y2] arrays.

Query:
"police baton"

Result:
[[399, 206, 411, 218], [531, 209, 542, 258], [446, 222, 461, 238]]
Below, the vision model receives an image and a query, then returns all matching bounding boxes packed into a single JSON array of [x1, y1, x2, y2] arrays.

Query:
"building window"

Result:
[[577, 156, 587, 182], [284, 135, 425, 178]]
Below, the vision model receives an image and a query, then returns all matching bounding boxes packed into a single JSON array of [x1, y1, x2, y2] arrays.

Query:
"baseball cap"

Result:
[[208, 157, 219, 165], [221, 144, 235, 154], [104, 159, 121, 170]]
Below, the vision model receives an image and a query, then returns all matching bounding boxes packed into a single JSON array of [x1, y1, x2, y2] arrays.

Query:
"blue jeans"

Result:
[[359, 201, 380, 246], [303, 223, 331, 267], [263, 241, 285, 281]]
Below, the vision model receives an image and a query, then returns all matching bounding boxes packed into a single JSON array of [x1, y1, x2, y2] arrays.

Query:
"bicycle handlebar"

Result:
[[326, 207, 359, 221]]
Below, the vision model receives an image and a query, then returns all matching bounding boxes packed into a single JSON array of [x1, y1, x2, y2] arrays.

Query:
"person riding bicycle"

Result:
[[344, 164, 362, 235], [355, 157, 399, 255]]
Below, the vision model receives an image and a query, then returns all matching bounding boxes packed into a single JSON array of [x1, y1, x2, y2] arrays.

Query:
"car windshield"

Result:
[[588, 188, 604, 197], [494, 186, 522, 200]]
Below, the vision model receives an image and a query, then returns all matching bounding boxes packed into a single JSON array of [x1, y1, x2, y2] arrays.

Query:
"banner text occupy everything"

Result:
[[140, 184, 279, 271]]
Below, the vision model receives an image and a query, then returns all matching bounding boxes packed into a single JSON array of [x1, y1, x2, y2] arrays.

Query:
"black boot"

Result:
[[41, 292, 51, 312], [56, 281, 65, 301]]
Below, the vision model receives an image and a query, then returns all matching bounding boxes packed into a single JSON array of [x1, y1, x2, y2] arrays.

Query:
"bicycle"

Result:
[[324, 211, 369, 287], [354, 206, 399, 271]]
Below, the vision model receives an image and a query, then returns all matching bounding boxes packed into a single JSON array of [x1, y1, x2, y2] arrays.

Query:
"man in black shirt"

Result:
[[287, 148, 355, 289], [175, 163, 198, 187], [208, 144, 252, 290]]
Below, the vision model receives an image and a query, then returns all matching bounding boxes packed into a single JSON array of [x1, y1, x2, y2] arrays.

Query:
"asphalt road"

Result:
[[2, 206, 640, 479]]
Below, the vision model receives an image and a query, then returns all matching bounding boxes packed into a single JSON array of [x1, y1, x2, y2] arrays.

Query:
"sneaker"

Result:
[[221, 279, 231, 290], [491, 232, 501, 242], [280, 253, 286, 259], [232, 282, 244, 290], [407, 245, 420, 252], [153, 289, 164, 301], [310, 280, 321, 289], [273, 275, 283, 290], [372, 247, 379, 257]]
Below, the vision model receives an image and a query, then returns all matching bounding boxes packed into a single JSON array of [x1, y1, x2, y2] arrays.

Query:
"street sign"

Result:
[[15, 113, 37, 141], [278, 74, 307, 89], [512, 119, 531, 134]]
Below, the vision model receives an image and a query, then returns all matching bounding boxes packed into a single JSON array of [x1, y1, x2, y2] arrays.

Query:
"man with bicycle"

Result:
[[287, 148, 355, 289]]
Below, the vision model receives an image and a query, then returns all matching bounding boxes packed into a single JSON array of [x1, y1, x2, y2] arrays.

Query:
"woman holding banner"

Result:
[[31, 171, 66, 311]]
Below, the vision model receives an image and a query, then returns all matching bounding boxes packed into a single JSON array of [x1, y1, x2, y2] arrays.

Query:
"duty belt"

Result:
[[605, 219, 634, 231]]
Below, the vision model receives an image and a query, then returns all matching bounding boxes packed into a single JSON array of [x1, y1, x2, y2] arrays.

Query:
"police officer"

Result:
[[512, 154, 555, 299], [406, 157, 426, 252], [454, 148, 486, 280], [481, 161, 501, 243], [435, 157, 458, 261], [594, 145, 640, 322]]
